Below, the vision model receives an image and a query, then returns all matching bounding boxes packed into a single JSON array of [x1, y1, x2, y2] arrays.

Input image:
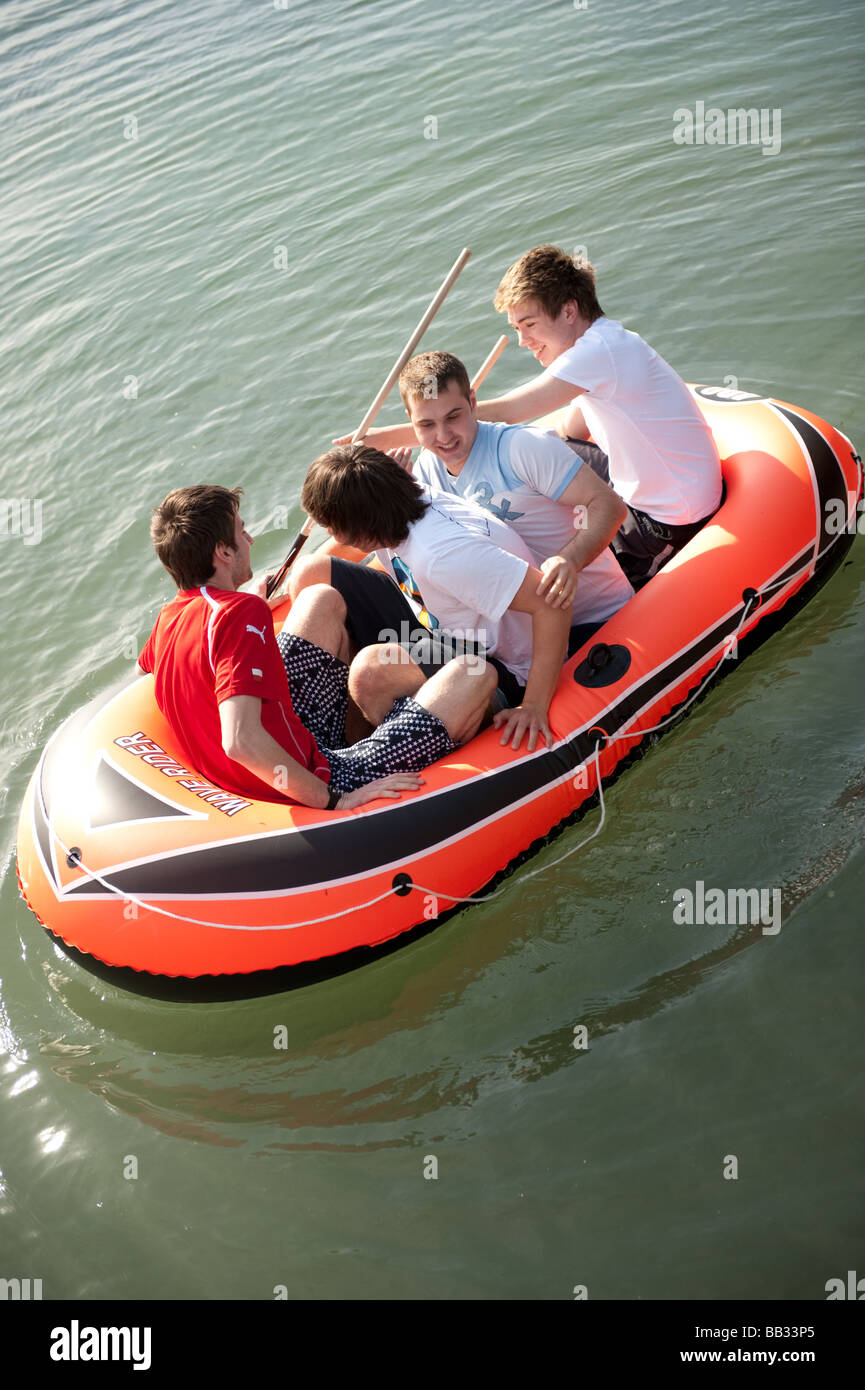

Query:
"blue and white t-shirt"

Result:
[[414, 420, 633, 624], [374, 486, 535, 686]]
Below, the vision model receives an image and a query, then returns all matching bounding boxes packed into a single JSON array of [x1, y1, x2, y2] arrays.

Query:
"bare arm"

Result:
[[476, 374, 580, 425], [558, 399, 590, 440], [332, 421, 416, 450], [219, 695, 420, 809], [220, 695, 333, 807], [493, 567, 571, 752], [536, 467, 628, 608]]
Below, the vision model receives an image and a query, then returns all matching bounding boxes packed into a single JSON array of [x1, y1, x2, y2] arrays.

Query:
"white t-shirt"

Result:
[[374, 486, 535, 686], [414, 420, 633, 624], [543, 316, 723, 525]]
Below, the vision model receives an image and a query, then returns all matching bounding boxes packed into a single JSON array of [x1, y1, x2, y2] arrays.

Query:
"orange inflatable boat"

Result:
[[16, 388, 861, 977]]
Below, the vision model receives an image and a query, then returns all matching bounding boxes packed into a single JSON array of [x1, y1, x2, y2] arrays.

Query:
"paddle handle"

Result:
[[266, 248, 472, 598], [351, 247, 472, 443], [470, 334, 508, 391], [265, 328, 508, 599]]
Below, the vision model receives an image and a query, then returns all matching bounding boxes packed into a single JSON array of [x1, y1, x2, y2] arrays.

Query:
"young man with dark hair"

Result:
[[291, 445, 573, 752], [139, 485, 493, 812]]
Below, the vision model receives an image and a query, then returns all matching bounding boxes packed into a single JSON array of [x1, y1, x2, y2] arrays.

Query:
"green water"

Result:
[[1, 0, 863, 1300]]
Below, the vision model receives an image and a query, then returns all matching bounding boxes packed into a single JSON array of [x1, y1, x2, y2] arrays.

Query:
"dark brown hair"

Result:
[[399, 350, 472, 409], [493, 245, 603, 322], [150, 485, 243, 589], [301, 445, 427, 548]]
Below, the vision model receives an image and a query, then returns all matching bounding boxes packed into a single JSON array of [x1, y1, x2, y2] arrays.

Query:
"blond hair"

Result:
[[493, 245, 603, 322]]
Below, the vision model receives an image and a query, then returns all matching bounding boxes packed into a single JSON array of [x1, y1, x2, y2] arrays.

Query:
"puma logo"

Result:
[[246, 624, 267, 644]]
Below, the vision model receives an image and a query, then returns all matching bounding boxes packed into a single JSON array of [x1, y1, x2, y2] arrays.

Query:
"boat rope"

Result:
[[408, 589, 756, 906], [42, 567, 805, 935]]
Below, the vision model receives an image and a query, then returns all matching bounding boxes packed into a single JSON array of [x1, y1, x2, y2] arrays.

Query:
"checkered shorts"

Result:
[[276, 631, 456, 795]]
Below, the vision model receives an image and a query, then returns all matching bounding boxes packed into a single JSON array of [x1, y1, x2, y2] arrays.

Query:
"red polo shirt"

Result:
[[138, 586, 330, 804]]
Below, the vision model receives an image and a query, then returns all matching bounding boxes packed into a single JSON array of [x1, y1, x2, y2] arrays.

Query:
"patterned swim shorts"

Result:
[[276, 631, 456, 794]]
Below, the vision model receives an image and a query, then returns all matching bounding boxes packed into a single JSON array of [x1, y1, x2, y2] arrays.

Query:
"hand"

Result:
[[251, 573, 285, 610], [336, 772, 423, 810], [537, 555, 578, 610], [493, 703, 552, 752], [386, 446, 414, 473]]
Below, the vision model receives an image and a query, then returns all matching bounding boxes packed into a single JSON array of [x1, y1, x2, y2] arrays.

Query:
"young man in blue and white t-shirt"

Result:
[[398, 349, 633, 650]]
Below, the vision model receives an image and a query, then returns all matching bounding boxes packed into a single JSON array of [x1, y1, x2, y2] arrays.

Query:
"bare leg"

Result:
[[288, 553, 333, 602], [283, 583, 349, 662], [283, 584, 374, 739], [343, 702, 374, 743], [289, 552, 367, 658], [349, 644, 425, 726], [559, 400, 590, 441], [350, 646, 498, 746], [415, 654, 498, 745]]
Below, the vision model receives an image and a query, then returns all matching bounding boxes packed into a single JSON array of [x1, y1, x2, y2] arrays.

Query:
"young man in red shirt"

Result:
[[137, 485, 495, 812]]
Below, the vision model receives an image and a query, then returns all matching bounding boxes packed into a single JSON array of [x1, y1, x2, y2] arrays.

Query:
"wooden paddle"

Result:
[[265, 248, 472, 599], [470, 334, 509, 393]]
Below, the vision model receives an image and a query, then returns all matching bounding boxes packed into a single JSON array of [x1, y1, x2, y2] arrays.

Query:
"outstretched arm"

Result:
[[331, 421, 416, 450], [476, 374, 580, 425]]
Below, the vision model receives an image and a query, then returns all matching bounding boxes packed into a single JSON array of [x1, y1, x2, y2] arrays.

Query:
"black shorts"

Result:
[[567, 437, 718, 588], [276, 632, 456, 795], [328, 556, 525, 708]]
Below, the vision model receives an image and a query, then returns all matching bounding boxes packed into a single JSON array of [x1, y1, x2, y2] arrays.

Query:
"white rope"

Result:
[[407, 740, 607, 907], [406, 592, 755, 908], [47, 827, 403, 932]]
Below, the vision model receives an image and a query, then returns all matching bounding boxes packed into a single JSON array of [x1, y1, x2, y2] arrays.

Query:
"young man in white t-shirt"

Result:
[[476, 244, 723, 585], [289, 444, 573, 752]]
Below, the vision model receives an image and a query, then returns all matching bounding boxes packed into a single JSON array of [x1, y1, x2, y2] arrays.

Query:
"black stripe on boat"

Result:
[[89, 755, 201, 829], [773, 405, 849, 567], [33, 754, 58, 891]]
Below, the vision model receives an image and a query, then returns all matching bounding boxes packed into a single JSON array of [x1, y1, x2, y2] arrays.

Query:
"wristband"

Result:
[[325, 787, 341, 810]]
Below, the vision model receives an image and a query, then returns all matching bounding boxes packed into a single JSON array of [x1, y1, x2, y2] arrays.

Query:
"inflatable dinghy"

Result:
[[16, 388, 861, 976]]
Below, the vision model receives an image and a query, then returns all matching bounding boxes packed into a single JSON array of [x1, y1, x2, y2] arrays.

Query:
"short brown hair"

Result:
[[493, 245, 603, 322], [150, 485, 243, 589], [399, 351, 471, 409], [301, 445, 427, 548]]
